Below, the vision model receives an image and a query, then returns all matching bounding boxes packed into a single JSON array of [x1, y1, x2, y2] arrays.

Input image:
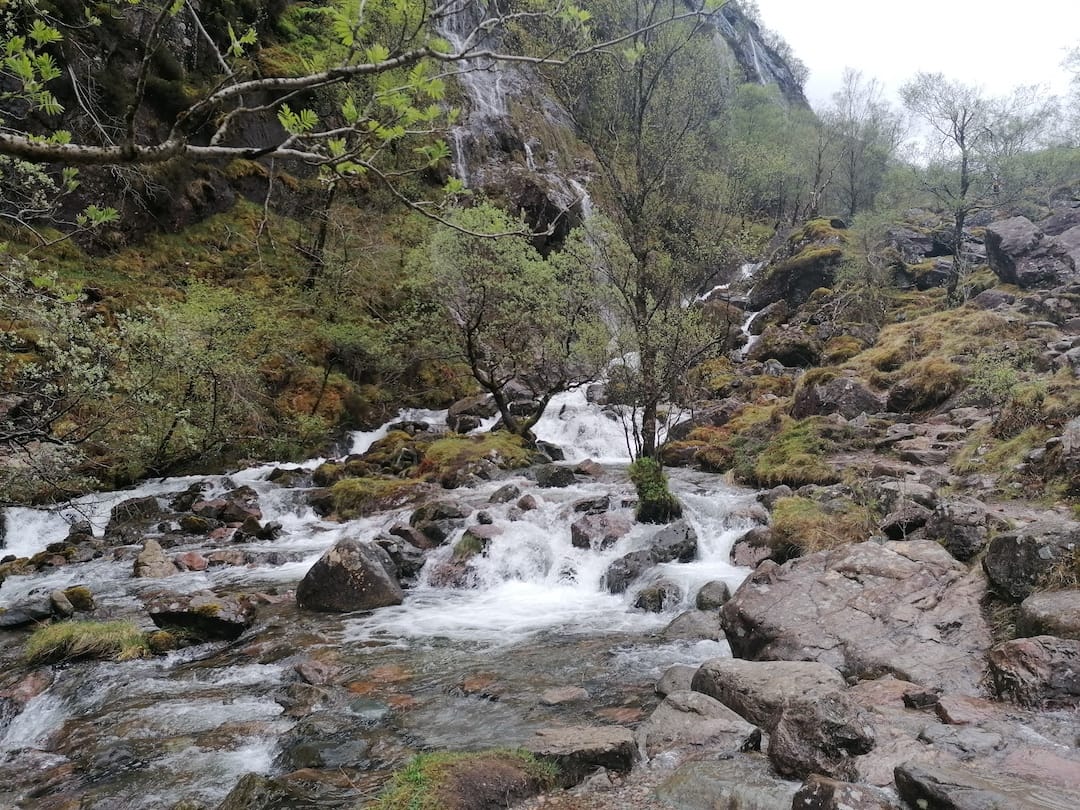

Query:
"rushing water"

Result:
[[0, 395, 757, 808]]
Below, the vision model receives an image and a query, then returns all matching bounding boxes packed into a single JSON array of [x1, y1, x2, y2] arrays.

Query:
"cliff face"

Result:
[[714, 2, 809, 108]]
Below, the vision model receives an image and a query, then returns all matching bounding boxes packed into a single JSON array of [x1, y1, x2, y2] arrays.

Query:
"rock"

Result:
[[792, 375, 883, 419], [748, 326, 822, 367], [107, 495, 164, 531], [767, 691, 875, 780], [691, 658, 848, 728], [447, 394, 498, 432], [873, 479, 937, 510], [655, 754, 800, 810], [758, 484, 793, 510], [572, 495, 611, 513], [656, 664, 697, 697], [792, 775, 900, 809], [0, 599, 53, 628], [535, 440, 565, 462], [408, 500, 469, 546], [694, 580, 731, 610], [1017, 590, 1080, 640], [49, 589, 75, 618], [633, 579, 682, 612], [570, 513, 632, 550], [516, 494, 538, 511], [603, 520, 698, 593], [488, 483, 521, 503], [878, 504, 932, 541], [62, 585, 94, 612], [667, 398, 746, 441], [731, 526, 774, 568], [982, 519, 1080, 601], [970, 288, 1017, 310], [986, 216, 1077, 289], [636, 690, 760, 759], [988, 636, 1080, 707], [540, 686, 589, 706], [895, 760, 1080, 810], [173, 551, 208, 572], [524, 725, 636, 787], [147, 590, 257, 641], [925, 497, 995, 562], [169, 482, 209, 512], [720, 540, 991, 693], [295, 537, 404, 612], [574, 459, 605, 477], [215, 772, 318, 810], [535, 464, 578, 488], [933, 694, 998, 726], [373, 533, 426, 581], [294, 659, 341, 686], [133, 539, 179, 578], [661, 609, 722, 640], [218, 486, 262, 523]]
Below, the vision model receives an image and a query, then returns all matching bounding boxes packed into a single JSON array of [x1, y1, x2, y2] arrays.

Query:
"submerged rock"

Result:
[[296, 537, 403, 612]]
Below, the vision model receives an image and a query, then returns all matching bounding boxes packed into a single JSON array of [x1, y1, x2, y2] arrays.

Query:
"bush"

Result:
[[24, 620, 149, 664], [629, 457, 683, 524]]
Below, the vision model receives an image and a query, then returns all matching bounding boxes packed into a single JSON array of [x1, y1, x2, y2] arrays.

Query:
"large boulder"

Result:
[[602, 520, 698, 593], [655, 755, 801, 810], [924, 497, 997, 562], [747, 326, 822, 367], [985, 216, 1077, 289], [690, 658, 873, 781], [133, 539, 179, 578], [447, 394, 498, 433], [147, 590, 257, 641], [636, 690, 760, 759], [791, 375, 883, 419], [296, 537, 404, 612], [1017, 590, 1080, 640], [570, 513, 632, 550], [895, 760, 1080, 810], [982, 519, 1080, 601], [720, 540, 991, 694], [988, 635, 1080, 707]]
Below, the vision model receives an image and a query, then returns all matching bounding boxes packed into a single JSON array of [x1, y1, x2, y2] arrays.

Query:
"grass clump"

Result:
[[629, 458, 683, 524], [24, 620, 149, 664], [1037, 547, 1080, 592], [770, 495, 877, 556], [753, 416, 845, 487], [369, 749, 558, 810]]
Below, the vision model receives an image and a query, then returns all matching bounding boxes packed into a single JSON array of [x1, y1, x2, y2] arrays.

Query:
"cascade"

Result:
[[0, 392, 758, 807]]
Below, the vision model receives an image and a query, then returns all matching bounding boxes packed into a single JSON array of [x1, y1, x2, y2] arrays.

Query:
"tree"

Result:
[[423, 204, 607, 438], [545, 0, 733, 458], [902, 73, 1058, 301], [827, 69, 904, 220], [0, 0, 710, 230]]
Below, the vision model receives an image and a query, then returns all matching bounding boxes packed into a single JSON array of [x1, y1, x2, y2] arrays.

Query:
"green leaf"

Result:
[[365, 44, 390, 64], [342, 97, 359, 125]]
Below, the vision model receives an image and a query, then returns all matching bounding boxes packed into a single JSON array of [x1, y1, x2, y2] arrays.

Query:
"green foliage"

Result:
[[24, 620, 149, 664], [770, 494, 877, 556], [370, 749, 558, 810], [753, 416, 844, 488], [629, 457, 682, 523]]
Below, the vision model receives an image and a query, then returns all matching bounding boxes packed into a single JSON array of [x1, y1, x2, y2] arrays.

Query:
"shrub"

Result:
[[24, 620, 149, 664], [629, 457, 682, 524]]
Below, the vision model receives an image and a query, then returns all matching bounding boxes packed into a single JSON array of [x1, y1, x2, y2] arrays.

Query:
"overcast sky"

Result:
[[752, 0, 1080, 110]]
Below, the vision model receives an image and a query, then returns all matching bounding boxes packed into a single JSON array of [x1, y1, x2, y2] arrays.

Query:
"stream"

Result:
[[0, 390, 758, 808]]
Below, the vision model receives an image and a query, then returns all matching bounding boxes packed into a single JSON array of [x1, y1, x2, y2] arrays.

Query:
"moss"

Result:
[[822, 335, 863, 364], [629, 458, 682, 523], [62, 586, 95, 612], [690, 357, 736, 397], [146, 630, 179, 654], [453, 531, 486, 561], [753, 416, 844, 488], [953, 425, 1051, 480], [331, 477, 423, 520], [770, 245, 845, 277], [419, 432, 535, 481], [24, 620, 150, 664], [895, 356, 967, 411], [770, 495, 876, 556], [370, 749, 558, 810]]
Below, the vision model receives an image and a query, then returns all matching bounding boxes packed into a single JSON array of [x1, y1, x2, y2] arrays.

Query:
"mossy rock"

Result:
[[330, 477, 426, 520], [62, 586, 95, 612], [752, 416, 845, 488], [371, 749, 558, 810], [629, 458, 683, 524]]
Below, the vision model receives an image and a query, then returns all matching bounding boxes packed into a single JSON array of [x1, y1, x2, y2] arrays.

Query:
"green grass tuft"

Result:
[[24, 620, 149, 664]]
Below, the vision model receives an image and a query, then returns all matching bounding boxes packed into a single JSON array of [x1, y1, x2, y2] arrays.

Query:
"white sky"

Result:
[[753, 0, 1080, 110]]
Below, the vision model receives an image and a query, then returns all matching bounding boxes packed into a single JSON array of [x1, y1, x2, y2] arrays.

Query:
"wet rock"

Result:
[[169, 482, 210, 512], [373, 533, 427, 581], [721, 539, 990, 693], [731, 526, 774, 568], [574, 459, 605, 477], [276, 713, 374, 771], [633, 579, 682, 613], [982, 519, 1080, 601], [524, 725, 636, 787], [540, 686, 589, 706], [294, 659, 341, 686], [535, 464, 578, 488], [147, 590, 257, 642], [107, 495, 164, 532], [133, 538, 179, 578], [988, 635, 1080, 707], [488, 483, 521, 503], [572, 494, 610, 513], [173, 551, 209, 572], [408, 500, 469, 546], [570, 512, 632, 550], [215, 771, 319, 810], [637, 690, 760, 759], [791, 375, 883, 420], [649, 519, 698, 562], [0, 599, 53, 628], [656, 664, 697, 697], [49, 589, 74, 617], [694, 580, 731, 610], [655, 754, 800, 810], [447, 394, 498, 433], [793, 774, 900, 809], [985, 216, 1077, 289], [62, 585, 94, 612], [662, 610, 723, 641], [178, 514, 216, 535], [894, 760, 1080, 810], [516, 494, 539, 511], [1017, 590, 1080, 640], [296, 537, 403, 612]]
